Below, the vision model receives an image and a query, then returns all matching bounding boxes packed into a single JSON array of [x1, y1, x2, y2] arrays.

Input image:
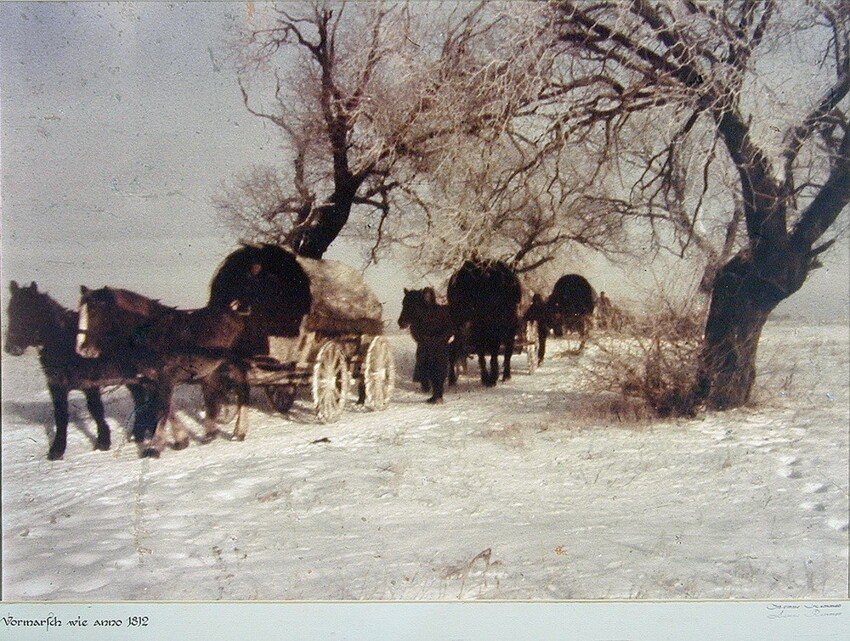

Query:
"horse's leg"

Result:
[[502, 331, 515, 382], [129, 383, 156, 444], [47, 384, 70, 460], [84, 388, 111, 451], [169, 403, 191, 451], [578, 318, 588, 352], [477, 351, 489, 386], [142, 383, 174, 458], [537, 321, 547, 364], [488, 349, 499, 386], [447, 339, 458, 386], [200, 376, 223, 444], [231, 370, 250, 442]]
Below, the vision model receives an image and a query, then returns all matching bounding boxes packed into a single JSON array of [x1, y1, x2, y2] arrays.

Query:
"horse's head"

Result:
[[398, 287, 436, 329], [4, 281, 48, 356], [76, 286, 113, 358], [76, 285, 161, 359]]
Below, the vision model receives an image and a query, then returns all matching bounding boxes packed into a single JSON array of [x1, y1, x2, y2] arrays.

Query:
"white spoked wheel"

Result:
[[525, 321, 539, 374], [363, 336, 396, 411], [312, 341, 350, 423]]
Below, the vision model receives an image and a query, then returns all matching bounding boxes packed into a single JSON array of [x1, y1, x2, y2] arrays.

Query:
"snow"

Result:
[[1, 323, 847, 601]]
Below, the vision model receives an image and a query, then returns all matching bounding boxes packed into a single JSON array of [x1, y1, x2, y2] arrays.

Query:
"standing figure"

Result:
[[398, 288, 455, 403], [524, 292, 550, 364]]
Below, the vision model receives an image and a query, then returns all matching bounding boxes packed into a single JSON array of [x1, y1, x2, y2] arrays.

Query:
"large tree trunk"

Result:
[[291, 182, 359, 259], [694, 247, 808, 410], [696, 291, 771, 410], [294, 201, 352, 259]]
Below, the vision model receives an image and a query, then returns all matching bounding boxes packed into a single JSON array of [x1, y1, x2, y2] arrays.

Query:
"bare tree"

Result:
[[408, 136, 630, 274], [218, 1, 554, 260], [542, 0, 849, 410]]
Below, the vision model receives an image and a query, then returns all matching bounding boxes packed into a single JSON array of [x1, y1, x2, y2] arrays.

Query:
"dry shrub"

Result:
[[584, 300, 706, 418]]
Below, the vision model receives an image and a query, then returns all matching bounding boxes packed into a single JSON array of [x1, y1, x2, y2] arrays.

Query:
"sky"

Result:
[[1, 2, 288, 308], [1, 1, 847, 323]]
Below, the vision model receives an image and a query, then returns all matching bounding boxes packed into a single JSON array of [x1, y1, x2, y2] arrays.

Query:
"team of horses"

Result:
[[5, 281, 158, 460], [4, 246, 285, 459], [398, 260, 599, 404], [4, 250, 599, 460], [4, 278, 257, 460]]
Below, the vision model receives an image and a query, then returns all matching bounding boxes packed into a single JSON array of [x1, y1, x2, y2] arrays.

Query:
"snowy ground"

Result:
[[1, 323, 847, 601]]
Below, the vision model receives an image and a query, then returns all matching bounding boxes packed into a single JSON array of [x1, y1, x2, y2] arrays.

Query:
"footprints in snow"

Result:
[[707, 432, 843, 534], [776, 455, 802, 479], [778, 456, 848, 531], [775, 454, 801, 479]]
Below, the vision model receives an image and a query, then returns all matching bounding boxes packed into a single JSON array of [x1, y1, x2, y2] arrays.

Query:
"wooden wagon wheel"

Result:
[[525, 320, 539, 374], [265, 384, 297, 414], [363, 336, 396, 411], [312, 341, 350, 423]]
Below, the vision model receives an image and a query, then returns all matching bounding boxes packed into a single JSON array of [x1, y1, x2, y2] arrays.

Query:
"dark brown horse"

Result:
[[4, 281, 156, 460], [398, 287, 456, 403], [75, 286, 249, 458], [447, 259, 522, 387]]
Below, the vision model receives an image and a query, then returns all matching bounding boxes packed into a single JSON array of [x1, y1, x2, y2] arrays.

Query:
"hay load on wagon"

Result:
[[295, 254, 384, 337], [208, 244, 395, 422]]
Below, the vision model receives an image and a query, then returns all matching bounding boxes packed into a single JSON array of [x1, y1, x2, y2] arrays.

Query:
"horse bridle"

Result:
[[229, 300, 252, 316], [74, 301, 99, 357]]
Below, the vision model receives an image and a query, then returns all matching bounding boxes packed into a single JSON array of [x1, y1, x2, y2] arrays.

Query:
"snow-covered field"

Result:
[[1, 323, 847, 601]]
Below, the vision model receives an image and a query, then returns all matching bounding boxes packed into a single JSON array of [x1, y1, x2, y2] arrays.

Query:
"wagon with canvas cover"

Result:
[[209, 244, 395, 423]]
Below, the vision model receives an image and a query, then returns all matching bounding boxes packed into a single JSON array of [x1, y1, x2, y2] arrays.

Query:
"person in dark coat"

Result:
[[524, 292, 549, 364], [398, 287, 455, 404]]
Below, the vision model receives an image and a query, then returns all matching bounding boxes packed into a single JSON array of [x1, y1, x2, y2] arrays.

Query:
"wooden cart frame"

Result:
[[241, 331, 396, 423], [454, 319, 540, 378]]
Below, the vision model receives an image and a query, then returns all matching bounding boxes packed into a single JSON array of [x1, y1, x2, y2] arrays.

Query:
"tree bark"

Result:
[[290, 179, 361, 259], [694, 245, 810, 410], [696, 283, 771, 410], [293, 200, 353, 259]]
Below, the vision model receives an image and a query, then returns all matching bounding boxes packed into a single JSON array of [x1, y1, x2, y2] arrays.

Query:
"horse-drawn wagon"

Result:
[[453, 308, 541, 375], [209, 244, 396, 423], [443, 259, 541, 385]]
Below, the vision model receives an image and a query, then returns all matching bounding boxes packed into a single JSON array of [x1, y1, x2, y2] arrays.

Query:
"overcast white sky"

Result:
[[1, 2, 847, 322], [2, 2, 288, 308]]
